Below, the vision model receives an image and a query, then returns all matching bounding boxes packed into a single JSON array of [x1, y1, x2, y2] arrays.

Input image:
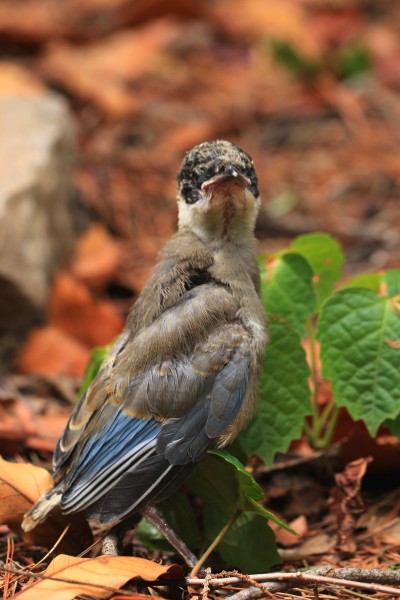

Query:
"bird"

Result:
[[22, 140, 267, 565]]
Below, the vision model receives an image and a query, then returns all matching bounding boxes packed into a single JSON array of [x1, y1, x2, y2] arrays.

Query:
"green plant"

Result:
[[238, 232, 400, 463], [78, 233, 400, 571], [269, 38, 371, 82]]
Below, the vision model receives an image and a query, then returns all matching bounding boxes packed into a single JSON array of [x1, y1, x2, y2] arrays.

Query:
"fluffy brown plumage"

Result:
[[22, 140, 267, 537]]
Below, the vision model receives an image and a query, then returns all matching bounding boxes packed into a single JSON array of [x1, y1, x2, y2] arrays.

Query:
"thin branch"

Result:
[[187, 566, 400, 598]]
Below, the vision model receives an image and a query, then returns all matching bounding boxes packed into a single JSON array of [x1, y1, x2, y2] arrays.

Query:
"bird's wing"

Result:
[[54, 281, 253, 521]]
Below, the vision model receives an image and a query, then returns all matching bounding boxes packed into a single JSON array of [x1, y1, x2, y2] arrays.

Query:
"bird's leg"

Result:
[[101, 525, 119, 556], [140, 505, 198, 568]]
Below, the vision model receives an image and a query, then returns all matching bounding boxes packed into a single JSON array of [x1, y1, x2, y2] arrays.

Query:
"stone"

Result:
[[0, 94, 77, 359]]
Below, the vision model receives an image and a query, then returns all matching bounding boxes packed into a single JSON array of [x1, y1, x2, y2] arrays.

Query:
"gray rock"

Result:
[[0, 94, 77, 354]]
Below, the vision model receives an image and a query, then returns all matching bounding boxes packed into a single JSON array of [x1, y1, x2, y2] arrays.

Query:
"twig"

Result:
[[187, 566, 400, 598], [191, 510, 241, 577]]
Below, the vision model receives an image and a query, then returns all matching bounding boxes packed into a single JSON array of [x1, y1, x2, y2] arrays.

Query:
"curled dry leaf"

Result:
[[15, 554, 183, 600], [328, 456, 373, 556], [0, 457, 92, 554]]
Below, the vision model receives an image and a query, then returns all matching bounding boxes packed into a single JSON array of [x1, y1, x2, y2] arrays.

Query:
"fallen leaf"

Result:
[[280, 532, 336, 561], [16, 554, 183, 599], [0, 455, 52, 509], [0, 395, 37, 454], [49, 273, 123, 348], [70, 224, 120, 290], [273, 514, 308, 546], [17, 326, 91, 378], [40, 20, 182, 117], [0, 458, 92, 554], [328, 457, 373, 556]]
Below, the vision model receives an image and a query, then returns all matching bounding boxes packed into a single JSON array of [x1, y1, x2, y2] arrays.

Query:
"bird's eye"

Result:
[[181, 183, 201, 204]]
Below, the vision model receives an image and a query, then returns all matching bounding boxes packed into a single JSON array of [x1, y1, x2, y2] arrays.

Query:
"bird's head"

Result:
[[177, 140, 260, 243]]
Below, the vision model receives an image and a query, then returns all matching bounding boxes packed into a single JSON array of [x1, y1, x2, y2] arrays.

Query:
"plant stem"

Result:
[[305, 316, 321, 444], [317, 405, 340, 448], [190, 509, 241, 577]]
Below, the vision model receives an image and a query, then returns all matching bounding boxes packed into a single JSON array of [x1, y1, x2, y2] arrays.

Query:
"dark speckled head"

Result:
[[177, 140, 259, 205]]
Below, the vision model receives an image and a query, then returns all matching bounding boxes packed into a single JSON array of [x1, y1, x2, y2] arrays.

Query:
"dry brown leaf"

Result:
[[40, 20, 182, 117], [70, 224, 121, 289], [49, 273, 123, 348], [328, 456, 373, 556], [0, 456, 52, 512], [273, 514, 308, 547], [212, 0, 321, 57], [0, 458, 92, 553], [17, 326, 91, 378], [0, 395, 37, 455], [16, 554, 183, 599], [280, 532, 336, 561]]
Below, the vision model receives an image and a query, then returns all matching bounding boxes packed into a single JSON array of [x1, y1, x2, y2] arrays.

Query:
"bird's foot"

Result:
[[140, 505, 199, 569]]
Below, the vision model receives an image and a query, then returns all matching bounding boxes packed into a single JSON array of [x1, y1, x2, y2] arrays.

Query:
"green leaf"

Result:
[[383, 270, 400, 298], [205, 509, 280, 571], [239, 317, 312, 465], [187, 453, 241, 514], [344, 270, 400, 298], [343, 272, 381, 293], [209, 450, 262, 504], [338, 45, 371, 80], [317, 288, 400, 435], [270, 39, 320, 80], [187, 452, 282, 571], [290, 233, 344, 308], [261, 252, 316, 336], [76, 345, 109, 399], [386, 414, 400, 438]]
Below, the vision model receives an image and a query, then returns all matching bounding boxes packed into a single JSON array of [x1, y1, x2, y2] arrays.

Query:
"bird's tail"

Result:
[[22, 487, 63, 532]]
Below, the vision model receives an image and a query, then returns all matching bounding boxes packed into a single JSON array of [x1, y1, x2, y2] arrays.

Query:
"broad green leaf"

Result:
[[343, 272, 381, 293], [317, 288, 400, 435], [207, 451, 292, 530], [239, 317, 312, 465], [261, 252, 315, 336], [343, 270, 400, 298], [205, 509, 280, 571], [209, 450, 262, 504], [290, 233, 344, 308], [187, 452, 282, 571], [384, 270, 400, 297], [386, 415, 400, 438], [187, 453, 241, 513]]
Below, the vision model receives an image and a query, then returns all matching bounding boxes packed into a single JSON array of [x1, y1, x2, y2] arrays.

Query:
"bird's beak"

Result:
[[201, 167, 251, 194]]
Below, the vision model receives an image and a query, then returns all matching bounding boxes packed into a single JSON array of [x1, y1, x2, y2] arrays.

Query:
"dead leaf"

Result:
[[273, 514, 308, 546], [49, 273, 123, 348], [17, 326, 91, 378], [0, 456, 52, 511], [0, 395, 37, 454], [328, 457, 373, 556], [0, 458, 92, 554], [280, 532, 336, 561], [40, 20, 182, 117], [70, 224, 120, 290], [16, 554, 183, 599], [212, 0, 321, 58]]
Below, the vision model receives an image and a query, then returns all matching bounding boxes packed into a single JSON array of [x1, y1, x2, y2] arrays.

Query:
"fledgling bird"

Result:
[[22, 140, 267, 564]]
